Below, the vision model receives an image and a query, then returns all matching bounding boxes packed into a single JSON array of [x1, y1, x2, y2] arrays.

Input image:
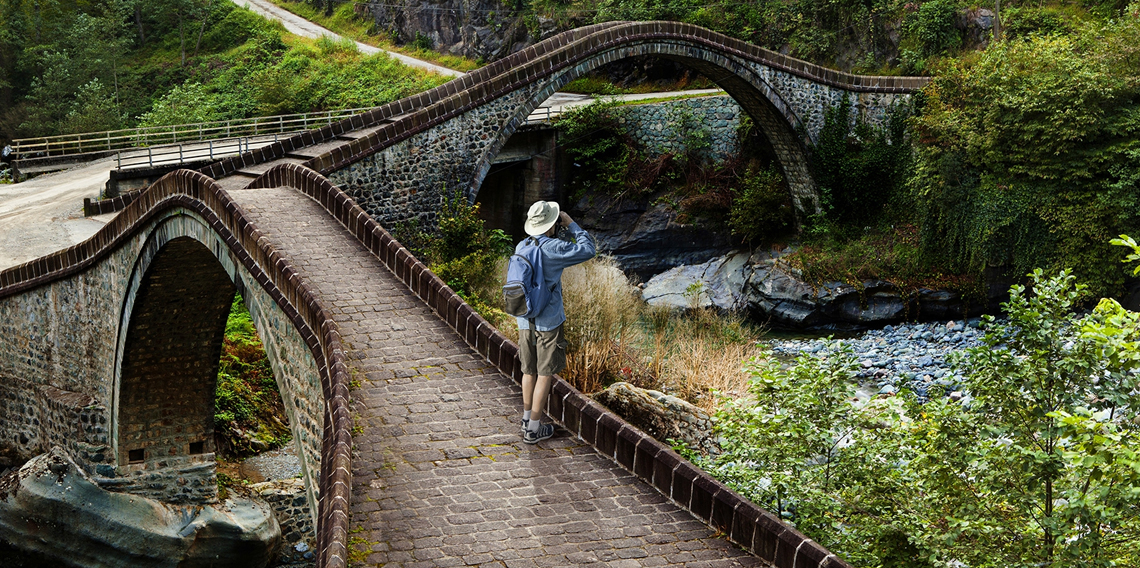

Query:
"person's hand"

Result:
[[559, 211, 573, 226]]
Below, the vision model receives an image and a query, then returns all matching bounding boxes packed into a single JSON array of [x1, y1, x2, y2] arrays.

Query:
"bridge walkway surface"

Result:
[[228, 185, 762, 567]]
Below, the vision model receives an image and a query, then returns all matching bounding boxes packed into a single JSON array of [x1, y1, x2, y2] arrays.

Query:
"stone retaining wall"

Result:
[[253, 478, 316, 566], [0, 376, 105, 466], [620, 95, 742, 162]]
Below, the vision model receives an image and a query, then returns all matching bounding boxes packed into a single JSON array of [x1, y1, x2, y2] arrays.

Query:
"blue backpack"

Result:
[[503, 236, 555, 320]]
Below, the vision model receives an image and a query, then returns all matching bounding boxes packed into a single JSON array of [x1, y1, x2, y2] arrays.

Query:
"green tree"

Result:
[[811, 97, 911, 227], [910, 13, 1140, 296], [136, 82, 222, 127], [693, 269, 1140, 566], [922, 270, 1140, 566]]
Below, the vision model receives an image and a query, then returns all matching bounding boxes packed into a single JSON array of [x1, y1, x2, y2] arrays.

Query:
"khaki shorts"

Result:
[[518, 324, 568, 376]]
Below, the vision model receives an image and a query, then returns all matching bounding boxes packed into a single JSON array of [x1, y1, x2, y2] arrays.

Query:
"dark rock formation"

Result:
[[572, 193, 735, 283], [642, 249, 1005, 330], [0, 448, 281, 568], [360, 0, 564, 61]]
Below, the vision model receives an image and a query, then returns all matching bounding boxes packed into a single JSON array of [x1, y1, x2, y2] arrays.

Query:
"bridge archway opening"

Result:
[[110, 214, 319, 508], [469, 43, 818, 226], [114, 235, 236, 502]]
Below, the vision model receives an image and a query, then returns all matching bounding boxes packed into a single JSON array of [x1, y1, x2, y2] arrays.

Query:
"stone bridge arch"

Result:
[[469, 39, 821, 214], [0, 169, 353, 566], [308, 22, 926, 229], [107, 208, 325, 513]]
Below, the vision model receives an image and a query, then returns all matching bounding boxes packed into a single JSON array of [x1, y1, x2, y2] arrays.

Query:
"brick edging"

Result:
[[0, 169, 355, 568], [251, 162, 853, 568]]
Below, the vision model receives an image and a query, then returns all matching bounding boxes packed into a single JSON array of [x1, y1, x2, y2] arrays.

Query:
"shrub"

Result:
[[559, 256, 646, 393], [811, 97, 911, 227], [409, 31, 433, 51], [401, 188, 511, 324], [1002, 6, 1071, 38], [551, 99, 634, 197], [198, 4, 266, 52], [136, 82, 224, 128], [690, 269, 1140, 566], [728, 165, 794, 244], [906, 0, 962, 57], [214, 295, 291, 458]]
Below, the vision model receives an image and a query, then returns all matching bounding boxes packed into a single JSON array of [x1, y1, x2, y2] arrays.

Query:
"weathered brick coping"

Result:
[[252, 162, 853, 568], [0, 169, 354, 568]]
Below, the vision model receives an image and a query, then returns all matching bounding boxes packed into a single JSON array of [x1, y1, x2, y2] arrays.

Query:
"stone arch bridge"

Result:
[[6, 22, 926, 568]]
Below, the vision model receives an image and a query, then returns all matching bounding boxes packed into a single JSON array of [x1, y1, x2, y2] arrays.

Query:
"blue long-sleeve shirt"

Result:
[[516, 222, 596, 331]]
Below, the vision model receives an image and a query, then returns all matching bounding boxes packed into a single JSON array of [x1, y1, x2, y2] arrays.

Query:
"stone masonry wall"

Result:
[[325, 88, 531, 230], [0, 169, 355, 567], [320, 33, 914, 232], [253, 478, 316, 565], [619, 95, 742, 162], [0, 376, 105, 466]]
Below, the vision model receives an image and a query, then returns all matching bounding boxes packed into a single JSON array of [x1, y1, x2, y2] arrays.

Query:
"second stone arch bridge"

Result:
[[8, 21, 926, 568]]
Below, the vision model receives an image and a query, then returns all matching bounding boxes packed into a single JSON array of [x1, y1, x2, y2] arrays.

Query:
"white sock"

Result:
[[522, 410, 531, 422], [528, 418, 541, 433]]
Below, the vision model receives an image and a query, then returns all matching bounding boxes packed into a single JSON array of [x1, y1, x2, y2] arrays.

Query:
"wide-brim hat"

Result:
[[524, 200, 560, 236]]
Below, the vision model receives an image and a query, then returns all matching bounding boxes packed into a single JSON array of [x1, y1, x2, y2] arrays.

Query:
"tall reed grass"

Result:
[[493, 255, 766, 412]]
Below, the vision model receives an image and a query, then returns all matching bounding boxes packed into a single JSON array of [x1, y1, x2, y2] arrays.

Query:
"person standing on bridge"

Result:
[[516, 201, 595, 444]]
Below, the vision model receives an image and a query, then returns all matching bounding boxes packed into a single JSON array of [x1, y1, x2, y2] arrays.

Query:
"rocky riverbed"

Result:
[[765, 319, 985, 400]]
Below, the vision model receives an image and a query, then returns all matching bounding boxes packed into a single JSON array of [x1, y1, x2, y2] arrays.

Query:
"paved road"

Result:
[[0, 160, 117, 269], [231, 0, 464, 77], [231, 185, 762, 567]]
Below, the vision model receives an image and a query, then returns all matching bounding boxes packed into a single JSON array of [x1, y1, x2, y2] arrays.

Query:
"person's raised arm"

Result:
[[554, 211, 595, 263]]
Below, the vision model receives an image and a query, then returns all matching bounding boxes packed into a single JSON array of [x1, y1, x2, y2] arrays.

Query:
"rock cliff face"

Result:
[[573, 192, 735, 283], [359, 3, 994, 70], [361, 0, 563, 61]]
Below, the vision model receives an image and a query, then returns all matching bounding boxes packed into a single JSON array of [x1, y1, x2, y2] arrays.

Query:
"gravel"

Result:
[[765, 319, 986, 400], [241, 443, 302, 482]]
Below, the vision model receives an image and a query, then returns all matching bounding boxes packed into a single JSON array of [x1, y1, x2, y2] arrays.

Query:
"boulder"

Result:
[[643, 248, 997, 330], [958, 8, 996, 50], [593, 382, 718, 456], [0, 447, 280, 568]]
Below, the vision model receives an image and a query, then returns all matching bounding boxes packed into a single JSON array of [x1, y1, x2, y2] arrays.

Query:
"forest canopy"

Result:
[[0, 0, 448, 143]]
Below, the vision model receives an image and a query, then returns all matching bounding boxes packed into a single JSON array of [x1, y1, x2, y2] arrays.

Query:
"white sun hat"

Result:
[[524, 200, 560, 236]]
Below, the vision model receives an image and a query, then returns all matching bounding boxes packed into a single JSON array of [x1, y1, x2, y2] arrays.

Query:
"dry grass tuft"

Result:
[[487, 253, 764, 410]]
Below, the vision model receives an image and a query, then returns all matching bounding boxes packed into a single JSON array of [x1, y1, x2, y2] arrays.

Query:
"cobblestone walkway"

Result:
[[228, 186, 762, 568]]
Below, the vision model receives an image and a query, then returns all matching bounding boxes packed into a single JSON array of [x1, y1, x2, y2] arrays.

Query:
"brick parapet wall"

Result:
[[250, 162, 852, 568], [0, 169, 354, 568]]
